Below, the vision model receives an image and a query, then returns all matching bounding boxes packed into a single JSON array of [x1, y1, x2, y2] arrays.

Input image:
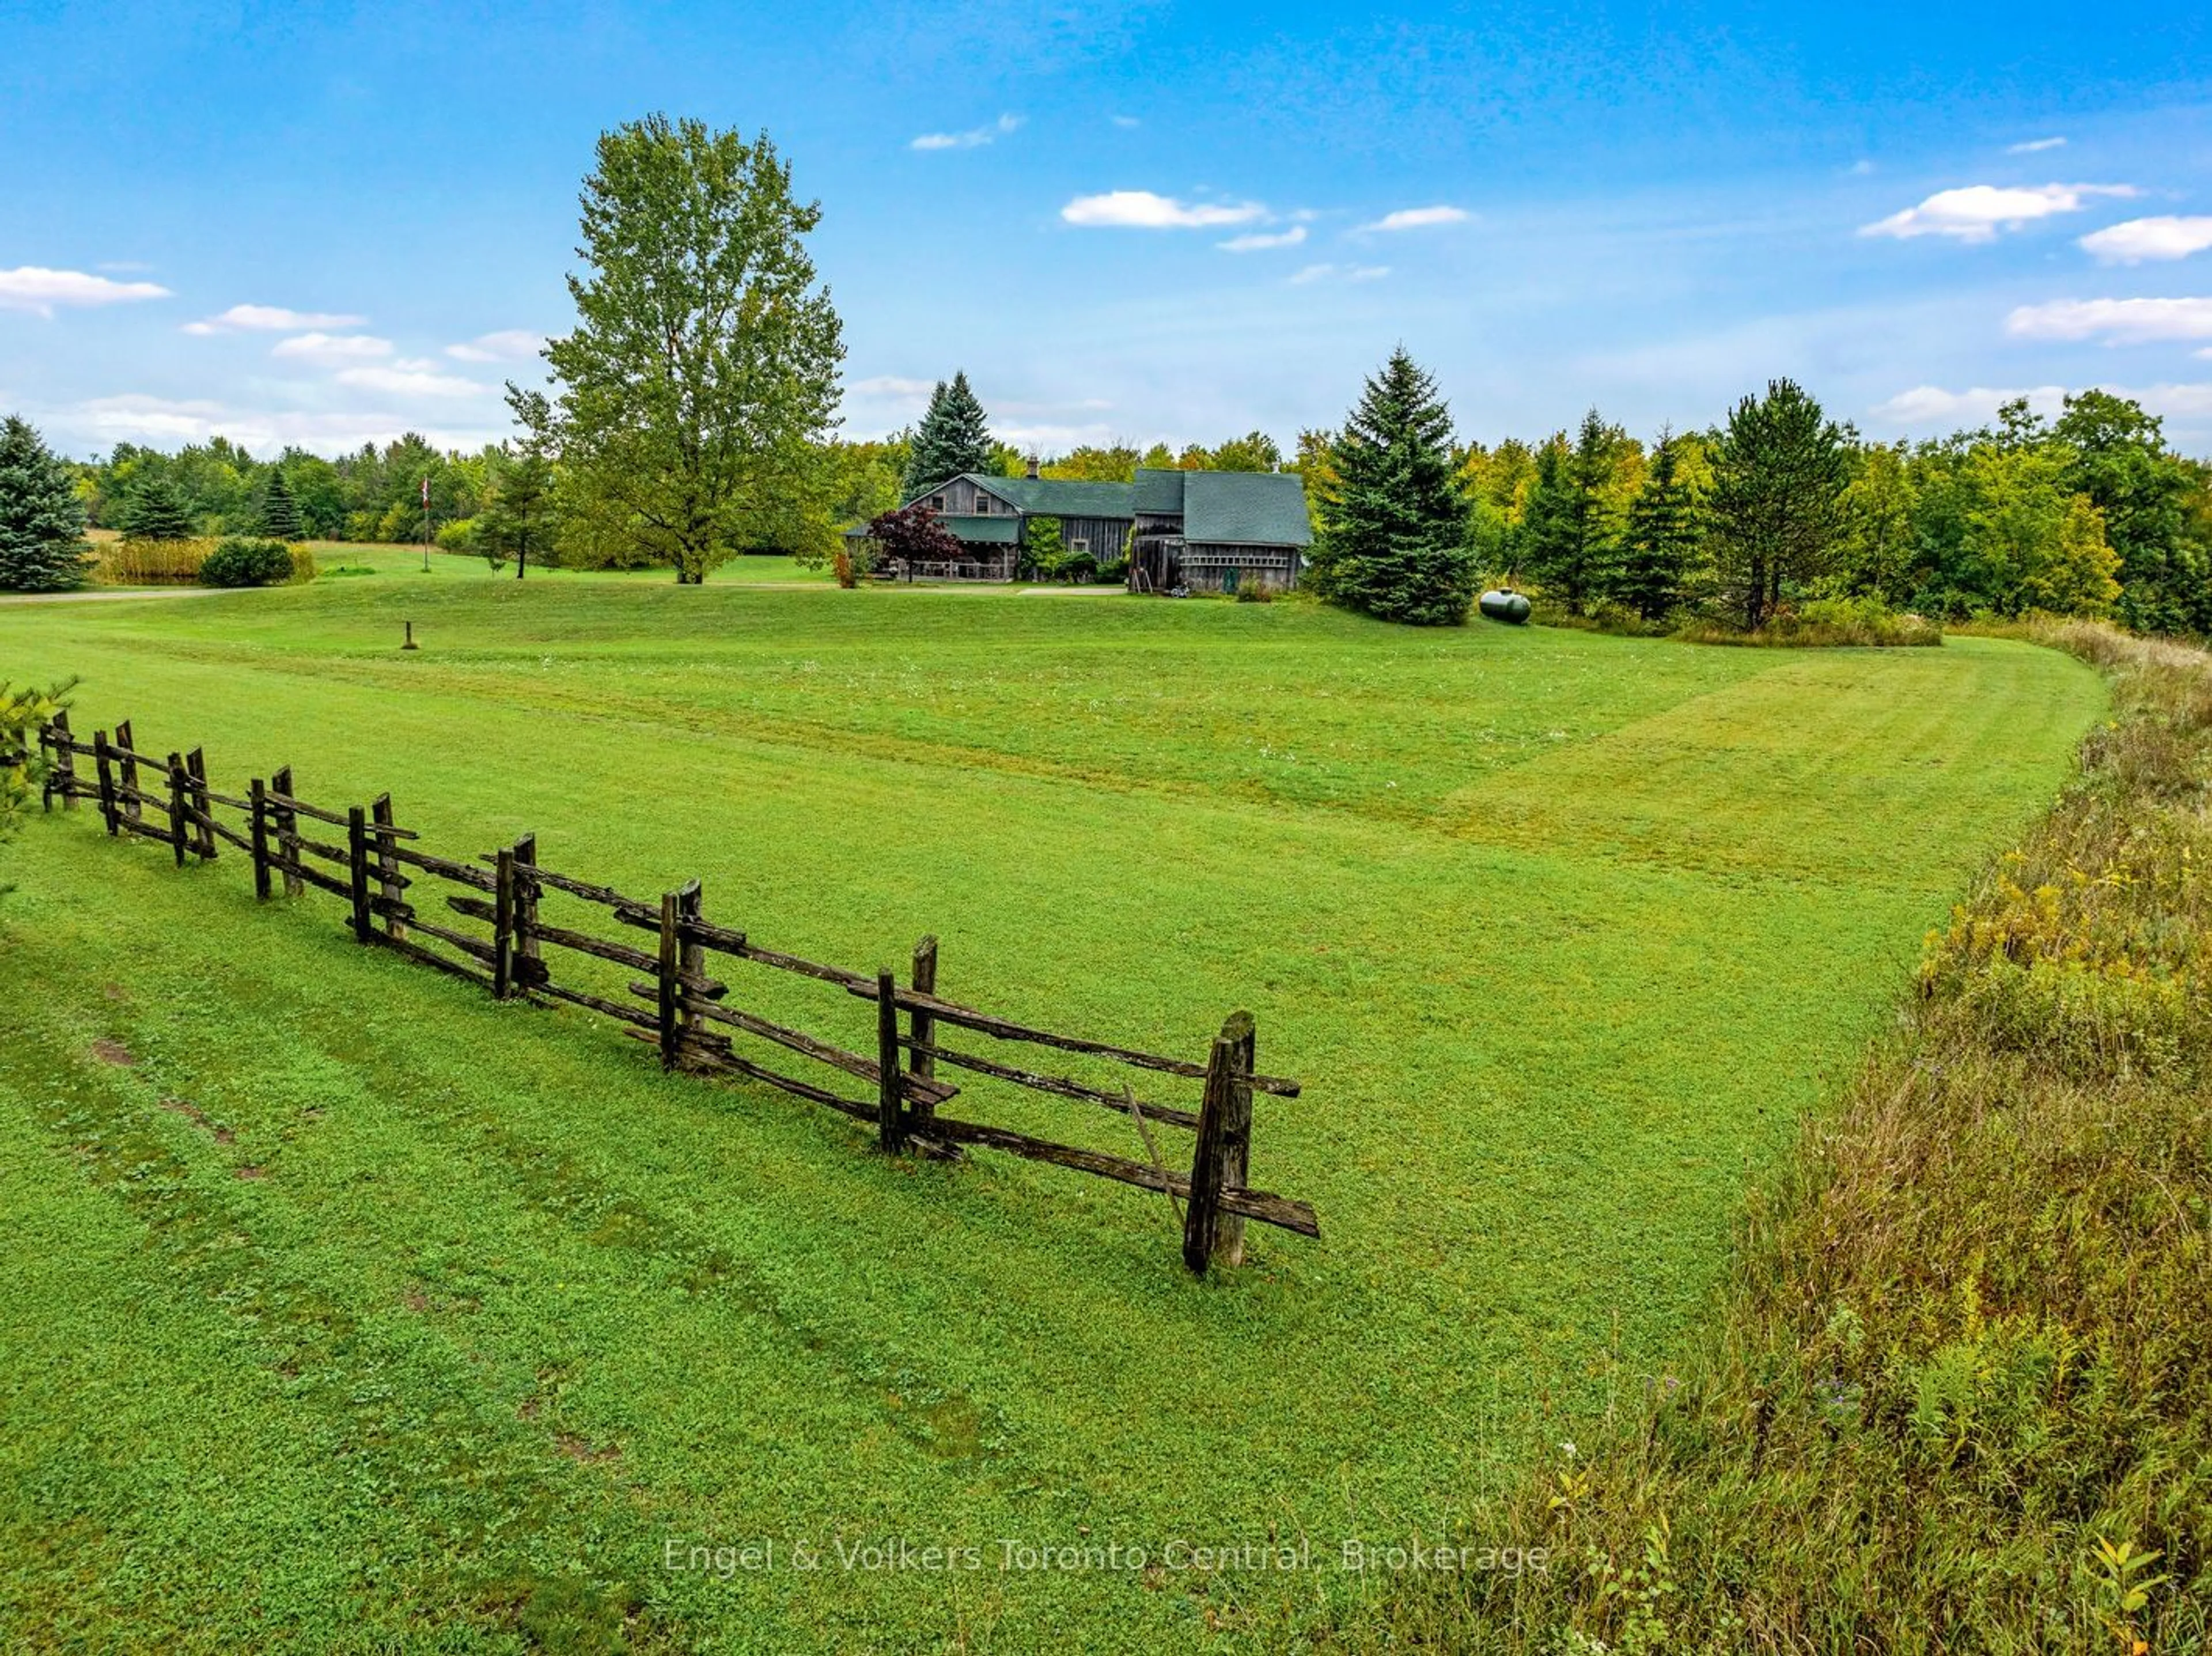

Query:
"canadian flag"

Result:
[[421, 476, 430, 508]]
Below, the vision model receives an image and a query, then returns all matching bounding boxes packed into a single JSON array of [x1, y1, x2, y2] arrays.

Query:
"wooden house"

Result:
[[847, 460, 1312, 590]]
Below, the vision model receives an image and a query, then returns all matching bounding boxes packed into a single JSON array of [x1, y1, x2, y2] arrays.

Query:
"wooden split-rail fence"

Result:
[[33, 712, 1318, 1273]]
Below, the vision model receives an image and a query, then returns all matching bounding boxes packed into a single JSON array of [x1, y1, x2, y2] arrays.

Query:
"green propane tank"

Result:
[[1479, 589, 1532, 624]]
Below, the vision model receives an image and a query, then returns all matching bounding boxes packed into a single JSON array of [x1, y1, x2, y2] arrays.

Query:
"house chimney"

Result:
[[1024, 453, 1040, 479]]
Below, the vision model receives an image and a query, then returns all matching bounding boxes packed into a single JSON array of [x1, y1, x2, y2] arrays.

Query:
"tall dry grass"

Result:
[[1341, 620, 2211, 1653]]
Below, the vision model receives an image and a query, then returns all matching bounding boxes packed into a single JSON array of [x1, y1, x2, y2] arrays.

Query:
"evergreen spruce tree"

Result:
[[120, 472, 196, 540], [0, 416, 90, 592], [1709, 378, 1849, 628], [1612, 429, 1702, 620], [900, 371, 997, 501], [1308, 348, 1474, 625], [1519, 408, 1625, 614], [257, 466, 303, 540]]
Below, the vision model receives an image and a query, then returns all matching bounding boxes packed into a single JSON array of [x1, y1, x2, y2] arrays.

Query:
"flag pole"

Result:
[[421, 473, 431, 573]]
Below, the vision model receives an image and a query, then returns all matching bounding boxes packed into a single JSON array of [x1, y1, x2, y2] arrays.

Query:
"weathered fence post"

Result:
[[185, 748, 216, 859], [656, 890, 681, 1070], [44, 711, 75, 811], [1183, 1010, 1256, 1276], [493, 846, 516, 999], [270, 765, 302, 897], [1219, 1017, 1256, 1269], [346, 805, 374, 942], [164, 752, 190, 867], [877, 968, 906, 1154], [92, 731, 119, 835], [371, 794, 407, 940], [676, 881, 703, 1056], [114, 720, 142, 827], [248, 779, 272, 900], [512, 833, 540, 987], [908, 935, 938, 1132]]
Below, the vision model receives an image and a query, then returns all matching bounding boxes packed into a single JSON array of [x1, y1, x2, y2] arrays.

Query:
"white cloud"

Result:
[[334, 363, 492, 398], [1859, 182, 2137, 243], [911, 113, 1021, 152], [0, 266, 171, 316], [183, 302, 365, 335], [1218, 226, 1307, 252], [444, 328, 544, 362], [2005, 296, 2212, 344], [54, 393, 507, 453], [1287, 263, 1389, 285], [270, 331, 393, 366], [1870, 384, 2067, 424], [2078, 217, 2212, 266], [1110, 115, 1140, 129], [1361, 205, 1471, 232], [2007, 136, 2067, 154], [1060, 190, 1266, 229]]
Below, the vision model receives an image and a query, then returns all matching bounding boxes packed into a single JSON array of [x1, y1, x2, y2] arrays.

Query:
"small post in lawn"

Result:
[[1183, 1010, 1256, 1276], [115, 719, 142, 826], [164, 752, 190, 867], [270, 766, 302, 897], [185, 748, 216, 859], [908, 934, 938, 1133], [656, 889, 681, 1070], [877, 967, 905, 1154], [511, 833, 541, 988], [372, 793, 406, 939], [44, 710, 75, 811], [493, 846, 516, 999], [346, 805, 374, 943], [248, 779, 272, 901], [92, 731, 119, 836]]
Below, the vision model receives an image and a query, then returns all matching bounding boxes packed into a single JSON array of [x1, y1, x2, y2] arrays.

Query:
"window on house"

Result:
[[1069, 538, 1089, 555], [927, 495, 945, 511], [974, 494, 991, 513]]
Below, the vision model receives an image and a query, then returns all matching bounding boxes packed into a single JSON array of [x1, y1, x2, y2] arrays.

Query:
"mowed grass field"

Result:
[[0, 579, 2103, 1652]]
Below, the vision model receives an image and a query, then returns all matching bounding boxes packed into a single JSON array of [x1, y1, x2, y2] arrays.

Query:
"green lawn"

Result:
[[0, 581, 2104, 1652]]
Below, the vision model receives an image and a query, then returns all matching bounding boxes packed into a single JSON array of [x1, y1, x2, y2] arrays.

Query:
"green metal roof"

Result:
[[1132, 467, 1185, 515], [1181, 471, 1312, 547], [934, 513, 1020, 545], [970, 475, 1135, 519]]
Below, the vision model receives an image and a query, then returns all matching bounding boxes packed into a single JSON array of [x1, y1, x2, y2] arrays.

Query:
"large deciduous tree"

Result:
[[900, 372, 996, 501], [2051, 391, 2207, 633], [1308, 348, 1475, 625], [865, 501, 963, 569], [1709, 378, 1850, 629], [516, 113, 846, 583], [0, 416, 89, 592]]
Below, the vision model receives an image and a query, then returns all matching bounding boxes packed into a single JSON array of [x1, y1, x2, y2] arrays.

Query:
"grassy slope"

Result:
[[0, 583, 2103, 1651]]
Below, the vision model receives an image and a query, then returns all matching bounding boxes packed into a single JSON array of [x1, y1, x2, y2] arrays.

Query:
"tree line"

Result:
[[1297, 350, 2212, 632]]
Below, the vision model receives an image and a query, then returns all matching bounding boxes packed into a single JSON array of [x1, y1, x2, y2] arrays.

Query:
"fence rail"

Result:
[[34, 712, 1317, 1272]]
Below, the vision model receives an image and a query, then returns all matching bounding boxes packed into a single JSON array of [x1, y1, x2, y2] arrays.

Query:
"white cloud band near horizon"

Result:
[[270, 331, 393, 366], [39, 392, 510, 457], [1860, 181, 2138, 242], [2006, 296, 2212, 344], [2078, 217, 2212, 266], [0, 266, 171, 316], [1218, 226, 1307, 252], [445, 328, 545, 363], [1873, 380, 2212, 425], [1060, 190, 1267, 229]]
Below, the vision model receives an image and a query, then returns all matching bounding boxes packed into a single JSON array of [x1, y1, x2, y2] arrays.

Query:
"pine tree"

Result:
[[0, 415, 90, 592], [900, 371, 997, 501], [120, 472, 196, 540], [1709, 378, 1849, 628], [480, 449, 557, 578], [1612, 429, 1702, 620], [1519, 409, 1625, 615], [1308, 348, 1474, 625], [257, 467, 303, 540]]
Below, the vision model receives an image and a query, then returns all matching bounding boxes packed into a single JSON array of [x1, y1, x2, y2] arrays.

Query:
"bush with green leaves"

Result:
[[198, 537, 297, 588]]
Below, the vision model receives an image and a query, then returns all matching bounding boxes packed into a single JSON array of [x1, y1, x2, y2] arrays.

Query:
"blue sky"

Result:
[[4, 1, 2210, 459]]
